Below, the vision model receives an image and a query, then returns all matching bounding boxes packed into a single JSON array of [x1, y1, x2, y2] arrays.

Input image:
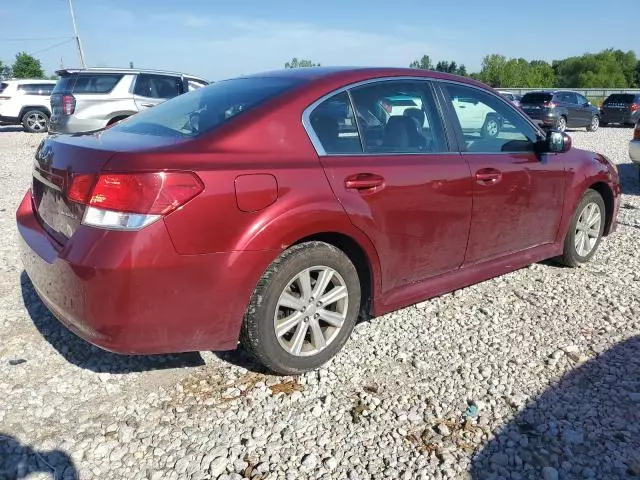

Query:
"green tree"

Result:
[[527, 60, 556, 88], [409, 55, 433, 70], [554, 50, 629, 88], [478, 54, 508, 87], [284, 57, 320, 68], [12, 52, 45, 79]]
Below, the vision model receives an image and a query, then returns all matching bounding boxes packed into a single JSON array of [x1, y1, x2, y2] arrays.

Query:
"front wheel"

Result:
[[22, 110, 49, 133], [587, 115, 600, 132], [558, 190, 606, 267], [241, 241, 361, 375]]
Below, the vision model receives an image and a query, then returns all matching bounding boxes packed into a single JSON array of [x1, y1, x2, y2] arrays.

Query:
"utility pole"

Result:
[[67, 0, 86, 68]]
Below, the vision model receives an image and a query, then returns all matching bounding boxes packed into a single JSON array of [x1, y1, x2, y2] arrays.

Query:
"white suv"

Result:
[[49, 68, 209, 134], [0, 80, 57, 133]]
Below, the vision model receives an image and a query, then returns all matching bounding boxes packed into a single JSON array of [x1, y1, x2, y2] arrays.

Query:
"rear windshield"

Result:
[[603, 94, 635, 104], [110, 77, 304, 138], [520, 92, 553, 104], [0, 83, 8, 94], [52, 73, 123, 94]]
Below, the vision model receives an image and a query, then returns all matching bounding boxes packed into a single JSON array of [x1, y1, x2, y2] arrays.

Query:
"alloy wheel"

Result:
[[274, 266, 348, 357], [25, 112, 48, 132], [574, 202, 602, 257]]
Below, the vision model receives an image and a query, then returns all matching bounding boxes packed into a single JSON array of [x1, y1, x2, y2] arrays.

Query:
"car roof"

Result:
[[239, 66, 489, 90], [1, 79, 57, 84], [55, 67, 208, 82]]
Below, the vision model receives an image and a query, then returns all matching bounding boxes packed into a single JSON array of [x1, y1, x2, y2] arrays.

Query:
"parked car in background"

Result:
[[17, 67, 620, 374], [630, 119, 640, 172], [600, 93, 640, 126], [497, 90, 521, 107], [49, 68, 209, 134], [0, 80, 56, 133], [519, 90, 600, 132]]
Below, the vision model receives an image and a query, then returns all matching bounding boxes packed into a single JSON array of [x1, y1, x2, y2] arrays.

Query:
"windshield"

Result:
[[111, 77, 304, 138]]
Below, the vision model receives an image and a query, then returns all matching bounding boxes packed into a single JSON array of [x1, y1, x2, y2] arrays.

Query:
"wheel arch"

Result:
[[292, 232, 375, 319], [18, 106, 51, 121], [588, 181, 615, 236]]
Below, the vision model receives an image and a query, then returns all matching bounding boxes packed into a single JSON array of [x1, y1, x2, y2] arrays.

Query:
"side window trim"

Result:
[[437, 79, 544, 155], [302, 76, 457, 157]]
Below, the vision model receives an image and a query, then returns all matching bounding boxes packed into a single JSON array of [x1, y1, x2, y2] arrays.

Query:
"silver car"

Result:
[[49, 68, 208, 134]]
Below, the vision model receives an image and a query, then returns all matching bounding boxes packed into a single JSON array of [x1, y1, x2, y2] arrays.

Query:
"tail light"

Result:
[[67, 171, 203, 230], [631, 103, 639, 113], [545, 101, 557, 109], [62, 94, 76, 115]]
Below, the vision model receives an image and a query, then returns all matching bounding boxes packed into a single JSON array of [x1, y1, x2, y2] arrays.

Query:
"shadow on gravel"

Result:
[[0, 126, 28, 133], [470, 336, 640, 479], [0, 433, 78, 479], [20, 272, 205, 374], [618, 163, 640, 196]]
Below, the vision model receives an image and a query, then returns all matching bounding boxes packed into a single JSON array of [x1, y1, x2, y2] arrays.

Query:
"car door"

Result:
[[574, 93, 592, 126], [561, 92, 582, 127], [305, 80, 472, 296], [133, 74, 183, 112], [439, 82, 566, 266]]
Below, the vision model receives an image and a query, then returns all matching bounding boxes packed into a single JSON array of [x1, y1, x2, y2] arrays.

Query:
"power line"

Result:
[[0, 36, 75, 42], [29, 38, 76, 56]]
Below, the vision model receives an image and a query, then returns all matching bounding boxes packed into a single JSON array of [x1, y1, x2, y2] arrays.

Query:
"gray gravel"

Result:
[[1, 124, 639, 480]]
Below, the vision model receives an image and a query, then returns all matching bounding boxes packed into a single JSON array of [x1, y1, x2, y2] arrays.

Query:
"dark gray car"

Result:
[[600, 93, 640, 126], [519, 91, 601, 132]]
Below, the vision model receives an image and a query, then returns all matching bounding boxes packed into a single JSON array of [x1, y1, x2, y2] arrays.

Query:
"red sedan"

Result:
[[17, 67, 620, 374]]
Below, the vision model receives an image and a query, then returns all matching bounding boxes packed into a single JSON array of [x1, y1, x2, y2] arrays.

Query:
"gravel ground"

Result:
[[1, 125, 639, 480]]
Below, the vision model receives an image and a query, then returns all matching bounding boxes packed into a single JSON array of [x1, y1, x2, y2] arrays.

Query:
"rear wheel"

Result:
[[241, 241, 361, 375], [22, 110, 49, 133], [556, 116, 567, 132], [587, 115, 600, 132], [481, 115, 500, 138], [558, 189, 605, 267]]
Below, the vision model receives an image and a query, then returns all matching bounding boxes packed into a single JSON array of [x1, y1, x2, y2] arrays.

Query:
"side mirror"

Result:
[[543, 130, 572, 153]]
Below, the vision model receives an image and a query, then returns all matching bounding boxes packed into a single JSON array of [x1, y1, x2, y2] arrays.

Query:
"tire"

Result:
[[241, 241, 361, 375], [481, 115, 500, 138], [558, 189, 606, 267], [107, 115, 129, 127], [556, 116, 567, 133], [586, 115, 600, 132], [21, 110, 49, 133]]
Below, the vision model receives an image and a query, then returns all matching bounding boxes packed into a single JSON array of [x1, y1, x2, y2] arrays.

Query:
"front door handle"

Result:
[[475, 168, 502, 185], [345, 173, 385, 193]]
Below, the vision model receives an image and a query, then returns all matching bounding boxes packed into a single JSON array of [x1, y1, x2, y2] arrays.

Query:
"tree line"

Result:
[[286, 49, 640, 88], [3, 49, 639, 88], [0, 52, 49, 80]]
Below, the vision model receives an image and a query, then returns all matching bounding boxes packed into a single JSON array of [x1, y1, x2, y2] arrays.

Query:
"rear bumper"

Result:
[[49, 115, 107, 134], [17, 190, 275, 354], [630, 140, 640, 164], [601, 111, 638, 124]]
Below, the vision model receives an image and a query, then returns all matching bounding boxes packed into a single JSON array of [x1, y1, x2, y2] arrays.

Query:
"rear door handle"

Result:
[[345, 173, 385, 193], [475, 168, 502, 185]]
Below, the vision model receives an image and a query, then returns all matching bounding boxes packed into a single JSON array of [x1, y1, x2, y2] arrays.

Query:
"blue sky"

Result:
[[1, 0, 637, 81]]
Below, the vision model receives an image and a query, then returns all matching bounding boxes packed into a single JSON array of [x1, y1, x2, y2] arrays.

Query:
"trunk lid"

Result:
[[31, 130, 189, 244]]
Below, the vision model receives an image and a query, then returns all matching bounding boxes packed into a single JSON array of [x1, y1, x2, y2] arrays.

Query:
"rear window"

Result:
[[520, 92, 553, 104], [0, 83, 8, 94], [604, 94, 635, 104], [52, 73, 123, 94], [110, 77, 304, 138]]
